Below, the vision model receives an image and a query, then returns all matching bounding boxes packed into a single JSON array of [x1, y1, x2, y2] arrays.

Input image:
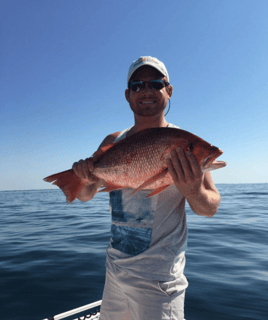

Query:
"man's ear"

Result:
[[167, 85, 173, 99], [125, 89, 130, 103]]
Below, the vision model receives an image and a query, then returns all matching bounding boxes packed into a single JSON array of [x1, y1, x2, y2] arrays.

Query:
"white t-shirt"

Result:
[[106, 123, 188, 282]]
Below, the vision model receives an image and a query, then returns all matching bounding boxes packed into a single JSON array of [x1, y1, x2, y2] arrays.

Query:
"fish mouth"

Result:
[[201, 150, 223, 170]]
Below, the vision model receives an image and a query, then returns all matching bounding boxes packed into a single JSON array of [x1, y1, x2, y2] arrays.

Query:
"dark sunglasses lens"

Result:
[[150, 80, 165, 90], [130, 82, 143, 92], [129, 80, 167, 91]]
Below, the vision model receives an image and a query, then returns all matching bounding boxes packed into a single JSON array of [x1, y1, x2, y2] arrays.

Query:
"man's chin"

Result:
[[130, 104, 166, 117], [136, 111, 163, 117]]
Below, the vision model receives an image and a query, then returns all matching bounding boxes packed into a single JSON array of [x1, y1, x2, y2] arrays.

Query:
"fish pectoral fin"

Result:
[[160, 139, 188, 164], [131, 168, 169, 196], [160, 147, 174, 163], [146, 185, 170, 198]]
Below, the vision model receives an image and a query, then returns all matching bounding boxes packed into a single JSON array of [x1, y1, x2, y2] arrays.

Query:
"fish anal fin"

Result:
[[98, 182, 123, 193], [146, 185, 170, 198], [131, 168, 169, 196]]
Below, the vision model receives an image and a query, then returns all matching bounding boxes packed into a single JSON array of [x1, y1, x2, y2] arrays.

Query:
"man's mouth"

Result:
[[139, 100, 156, 104]]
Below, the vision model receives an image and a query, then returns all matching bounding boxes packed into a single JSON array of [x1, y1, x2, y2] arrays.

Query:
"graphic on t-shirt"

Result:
[[110, 224, 152, 255], [109, 190, 154, 255]]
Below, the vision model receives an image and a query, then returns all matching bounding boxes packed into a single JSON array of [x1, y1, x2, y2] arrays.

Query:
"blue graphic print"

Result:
[[109, 190, 154, 256], [111, 225, 152, 255]]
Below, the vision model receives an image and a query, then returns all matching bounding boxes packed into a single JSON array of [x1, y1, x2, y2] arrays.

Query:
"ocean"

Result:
[[0, 184, 267, 320]]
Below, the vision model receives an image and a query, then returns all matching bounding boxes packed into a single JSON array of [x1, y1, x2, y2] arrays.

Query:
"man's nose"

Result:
[[143, 82, 153, 94]]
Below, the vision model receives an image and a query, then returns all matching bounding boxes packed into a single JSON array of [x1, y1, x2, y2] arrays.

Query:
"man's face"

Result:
[[125, 66, 172, 117]]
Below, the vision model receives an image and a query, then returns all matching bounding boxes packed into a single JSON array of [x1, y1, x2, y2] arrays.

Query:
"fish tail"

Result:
[[44, 169, 86, 204]]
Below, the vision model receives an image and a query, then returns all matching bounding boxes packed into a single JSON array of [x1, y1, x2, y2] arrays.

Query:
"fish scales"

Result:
[[43, 127, 226, 203], [93, 129, 175, 189]]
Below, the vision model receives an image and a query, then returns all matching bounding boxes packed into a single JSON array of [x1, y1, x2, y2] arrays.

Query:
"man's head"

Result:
[[125, 56, 172, 118]]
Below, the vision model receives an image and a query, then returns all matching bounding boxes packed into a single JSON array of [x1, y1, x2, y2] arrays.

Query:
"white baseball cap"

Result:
[[127, 56, 169, 84]]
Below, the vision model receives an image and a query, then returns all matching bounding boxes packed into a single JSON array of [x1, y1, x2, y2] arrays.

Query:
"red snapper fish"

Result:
[[44, 127, 226, 204]]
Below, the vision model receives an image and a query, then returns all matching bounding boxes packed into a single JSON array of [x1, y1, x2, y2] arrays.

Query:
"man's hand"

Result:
[[167, 147, 221, 217], [72, 157, 100, 185], [72, 157, 106, 202], [167, 147, 204, 197]]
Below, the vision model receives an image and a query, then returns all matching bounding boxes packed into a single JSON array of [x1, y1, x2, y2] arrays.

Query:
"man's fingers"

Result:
[[81, 162, 89, 180], [72, 158, 95, 182], [85, 158, 94, 172], [168, 149, 184, 181], [167, 158, 177, 181], [186, 151, 203, 178], [72, 162, 83, 178]]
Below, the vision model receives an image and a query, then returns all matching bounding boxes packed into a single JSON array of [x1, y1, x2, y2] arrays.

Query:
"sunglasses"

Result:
[[128, 79, 169, 92]]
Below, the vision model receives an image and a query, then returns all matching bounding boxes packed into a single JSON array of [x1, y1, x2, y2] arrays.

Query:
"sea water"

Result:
[[0, 184, 267, 320]]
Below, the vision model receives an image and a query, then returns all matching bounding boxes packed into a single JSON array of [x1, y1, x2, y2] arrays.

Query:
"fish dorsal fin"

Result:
[[92, 139, 124, 160], [92, 144, 113, 159]]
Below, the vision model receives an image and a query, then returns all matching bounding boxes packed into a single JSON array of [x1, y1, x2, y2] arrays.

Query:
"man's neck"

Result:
[[127, 116, 169, 137]]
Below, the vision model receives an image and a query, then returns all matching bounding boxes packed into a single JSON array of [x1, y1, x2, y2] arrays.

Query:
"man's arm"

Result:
[[185, 171, 221, 217], [167, 147, 221, 217], [73, 131, 121, 202]]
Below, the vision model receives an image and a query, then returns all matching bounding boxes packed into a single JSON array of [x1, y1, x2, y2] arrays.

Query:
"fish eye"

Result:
[[187, 143, 194, 152]]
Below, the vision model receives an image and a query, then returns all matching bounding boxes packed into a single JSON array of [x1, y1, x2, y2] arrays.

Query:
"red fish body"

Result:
[[44, 127, 226, 203]]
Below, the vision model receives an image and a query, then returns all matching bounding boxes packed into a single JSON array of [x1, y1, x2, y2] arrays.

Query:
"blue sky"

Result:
[[1, 0, 267, 190]]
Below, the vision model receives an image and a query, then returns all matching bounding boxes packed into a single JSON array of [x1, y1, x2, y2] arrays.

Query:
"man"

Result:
[[72, 56, 221, 320]]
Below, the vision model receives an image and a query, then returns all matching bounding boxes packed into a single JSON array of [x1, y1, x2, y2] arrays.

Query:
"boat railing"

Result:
[[42, 299, 102, 320]]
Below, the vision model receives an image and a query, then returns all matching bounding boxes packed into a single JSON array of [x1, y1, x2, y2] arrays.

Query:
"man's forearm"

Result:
[[186, 186, 221, 217]]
